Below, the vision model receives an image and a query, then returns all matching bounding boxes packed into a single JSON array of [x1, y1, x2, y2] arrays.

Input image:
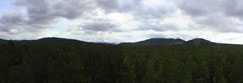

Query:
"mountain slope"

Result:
[[0, 37, 95, 45], [119, 38, 225, 46], [184, 38, 216, 46], [24, 37, 89, 45], [120, 38, 185, 46]]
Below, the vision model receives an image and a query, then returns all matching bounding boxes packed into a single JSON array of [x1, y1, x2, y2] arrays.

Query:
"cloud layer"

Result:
[[0, 0, 243, 44], [177, 0, 243, 32]]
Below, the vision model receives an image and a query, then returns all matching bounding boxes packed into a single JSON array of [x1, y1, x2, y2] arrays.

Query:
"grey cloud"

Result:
[[196, 15, 243, 33], [177, 0, 243, 19], [0, 12, 28, 34], [0, 0, 206, 40], [15, 0, 53, 24], [178, 0, 213, 16], [95, 0, 142, 13], [52, 0, 95, 19], [96, 0, 121, 13], [223, 0, 243, 19], [0, 13, 27, 24], [177, 0, 243, 33], [96, 0, 174, 18], [138, 22, 179, 31], [0, 0, 96, 36], [0, 0, 178, 36], [1, 0, 132, 36], [15, 0, 94, 22], [134, 17, 180, 32], [81, 21, 118, 32], [130, 1, 175, 19]]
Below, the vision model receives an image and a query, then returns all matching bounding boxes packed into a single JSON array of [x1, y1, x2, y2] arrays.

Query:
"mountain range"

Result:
[[120, 38, 220, 46], [0, 37, 240, 46]]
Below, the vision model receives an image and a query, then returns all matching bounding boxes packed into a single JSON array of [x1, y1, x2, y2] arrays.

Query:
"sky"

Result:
[[0, 0, 243, 44]]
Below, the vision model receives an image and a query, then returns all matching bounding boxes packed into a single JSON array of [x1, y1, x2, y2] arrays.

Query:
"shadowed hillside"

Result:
[[0, 39, 7, 44], [120, 38, 185, 46], [119, 38, 229, 46], [184, 38, 216, 46]]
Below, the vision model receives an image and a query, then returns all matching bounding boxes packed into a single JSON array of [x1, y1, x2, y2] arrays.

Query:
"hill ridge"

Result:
[[0, 37, 241, 46]]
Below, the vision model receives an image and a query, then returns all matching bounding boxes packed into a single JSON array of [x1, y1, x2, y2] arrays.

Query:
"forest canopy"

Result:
[[0, 38, 243, 83]]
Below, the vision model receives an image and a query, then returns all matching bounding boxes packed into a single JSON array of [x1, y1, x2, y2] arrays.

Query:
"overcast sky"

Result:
[[0, 0, 243, 44]]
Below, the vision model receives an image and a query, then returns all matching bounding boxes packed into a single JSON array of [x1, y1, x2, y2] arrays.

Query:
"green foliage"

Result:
[[0, 42, 243, 83]]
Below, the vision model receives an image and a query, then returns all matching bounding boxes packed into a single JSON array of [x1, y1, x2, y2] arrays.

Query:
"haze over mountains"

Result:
[[0, 37, 239, 46]]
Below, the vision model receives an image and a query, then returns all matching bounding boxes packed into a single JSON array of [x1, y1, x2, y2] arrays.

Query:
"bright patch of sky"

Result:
[[0, 0, 12, 16]]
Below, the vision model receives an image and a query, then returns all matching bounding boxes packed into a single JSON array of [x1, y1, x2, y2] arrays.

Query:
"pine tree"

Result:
[[119, 54, 136, 83]]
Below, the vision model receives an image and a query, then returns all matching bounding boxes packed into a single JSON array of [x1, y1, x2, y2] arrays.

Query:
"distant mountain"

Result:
[[184, 38, 216, 46], [0, 37, 97, 45], [120, 38, 185, 46], [23, 37, 90, 45], [119, 38, 223, 46]]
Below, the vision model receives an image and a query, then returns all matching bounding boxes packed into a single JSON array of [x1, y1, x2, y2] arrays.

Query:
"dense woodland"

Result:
[[1, 40, 243, 83]]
